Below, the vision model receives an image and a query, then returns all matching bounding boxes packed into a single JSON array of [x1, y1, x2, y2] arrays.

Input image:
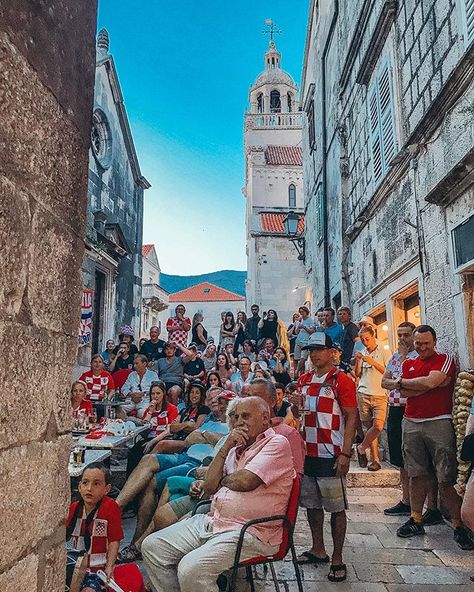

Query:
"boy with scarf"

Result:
[[66, 463, 123, 591]]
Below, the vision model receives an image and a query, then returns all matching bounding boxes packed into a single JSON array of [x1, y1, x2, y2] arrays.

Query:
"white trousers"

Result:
[[141, 514, 277, 592], [120, 397, 150, 419]]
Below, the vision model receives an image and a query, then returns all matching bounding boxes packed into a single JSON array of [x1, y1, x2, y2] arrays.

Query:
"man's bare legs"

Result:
[[135, 502, 180, 550], [116, 454, 160, 508], [132, 480, 160, 544], [305, 508, 327, 559], [357, 419, 384, 464]]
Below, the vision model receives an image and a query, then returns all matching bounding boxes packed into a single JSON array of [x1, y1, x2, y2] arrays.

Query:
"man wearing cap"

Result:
[[293, 305, 316, 378], [166, 305, 191, 352], [296, 332, 357, 583]]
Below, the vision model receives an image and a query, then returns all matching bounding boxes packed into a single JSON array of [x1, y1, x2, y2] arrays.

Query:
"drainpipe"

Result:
[[321, 0, 339, 306]]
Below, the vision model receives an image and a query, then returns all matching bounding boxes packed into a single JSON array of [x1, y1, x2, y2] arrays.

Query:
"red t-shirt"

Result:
[[72, 400, 93, 416], [143, 404, 179, 437], [402, 352, 456, 420], [79, 370, 115, 401], [67, 496, 123, 570]]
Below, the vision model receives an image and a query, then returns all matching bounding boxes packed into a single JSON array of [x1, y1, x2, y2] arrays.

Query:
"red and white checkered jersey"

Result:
[[297, 368, 357, 458], [67, 496, 123, 570], [79, 370, 115, 401], [386, 350, 418, 406], [166, 316, 191, 348]]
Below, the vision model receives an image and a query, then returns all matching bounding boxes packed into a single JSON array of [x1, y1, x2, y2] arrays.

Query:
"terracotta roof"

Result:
[[265, 145, 303, 166], [169, 282, 245, 303], [260, 213, 305, 233], [142, 244, 154, 258]]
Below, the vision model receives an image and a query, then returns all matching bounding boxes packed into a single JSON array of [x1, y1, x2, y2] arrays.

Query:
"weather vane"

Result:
[[263, 18, 282, 42]]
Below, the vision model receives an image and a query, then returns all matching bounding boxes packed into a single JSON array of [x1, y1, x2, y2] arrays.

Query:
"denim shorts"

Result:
[[154, 453, 200, 492], [81, 572, 104, 592]]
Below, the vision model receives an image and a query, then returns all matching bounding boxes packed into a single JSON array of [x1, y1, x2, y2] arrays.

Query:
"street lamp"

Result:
[[283, 211, 305, 262]]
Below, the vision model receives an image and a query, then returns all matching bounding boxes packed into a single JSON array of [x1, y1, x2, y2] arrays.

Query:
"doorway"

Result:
[[92, 270, 106, 354]]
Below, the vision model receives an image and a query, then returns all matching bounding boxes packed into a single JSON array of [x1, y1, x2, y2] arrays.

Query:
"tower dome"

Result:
[[249, 39, 298, 115]]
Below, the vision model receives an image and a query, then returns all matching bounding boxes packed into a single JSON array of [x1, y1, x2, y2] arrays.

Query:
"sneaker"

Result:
[[384, 501, 411, 516], [454, 526, 474, 550], [422, 508, 444, 526], [396, 517, 426, 538]]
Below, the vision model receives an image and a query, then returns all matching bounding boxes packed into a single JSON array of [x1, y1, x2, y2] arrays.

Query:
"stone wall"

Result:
[[301, 0, 474, 363], [0, 2, 97, 589]]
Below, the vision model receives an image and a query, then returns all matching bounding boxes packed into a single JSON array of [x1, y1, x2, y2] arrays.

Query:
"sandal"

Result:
[[328, 563, 347, 582], [297, 551, 330, 564], [117, 544, 142, 563]]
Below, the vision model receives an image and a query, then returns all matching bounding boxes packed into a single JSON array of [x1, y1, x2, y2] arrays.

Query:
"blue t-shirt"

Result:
[[324, 322, 344, 345], [295, 318, 316, 345]]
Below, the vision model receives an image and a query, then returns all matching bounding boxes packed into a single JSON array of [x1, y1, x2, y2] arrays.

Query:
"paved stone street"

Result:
[[122, 481, 474, 591], [267, 486, 474, 592]]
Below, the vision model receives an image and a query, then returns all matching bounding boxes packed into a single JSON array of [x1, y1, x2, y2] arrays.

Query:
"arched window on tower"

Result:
[[270, 90, 281, 113], [287, 93, 293, 113], [271, 56, 275, 68], [289, 184, 296, 208], [257, 93, 264, 114]]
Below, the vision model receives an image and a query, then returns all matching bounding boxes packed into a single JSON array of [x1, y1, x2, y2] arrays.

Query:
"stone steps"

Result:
[[347, 460, 400, 488]]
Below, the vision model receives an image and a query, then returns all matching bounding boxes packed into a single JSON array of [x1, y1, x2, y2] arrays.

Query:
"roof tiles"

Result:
[[260, 213, 305, 233], [169, 282, 245, 303], [265, 145, 303, 166]]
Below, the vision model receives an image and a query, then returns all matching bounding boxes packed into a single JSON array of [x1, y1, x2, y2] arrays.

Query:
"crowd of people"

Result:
[[67, 303, 474, 591]]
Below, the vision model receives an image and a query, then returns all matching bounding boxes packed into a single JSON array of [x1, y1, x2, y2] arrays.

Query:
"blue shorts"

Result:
[[154, 453, 200, 493], [81, 572, 104, 591]]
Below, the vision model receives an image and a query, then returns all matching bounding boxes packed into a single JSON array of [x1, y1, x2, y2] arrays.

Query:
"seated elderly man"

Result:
[[142, 396, 295, 592], [116, 392, 232, 561], [120, 354, 158, 419]]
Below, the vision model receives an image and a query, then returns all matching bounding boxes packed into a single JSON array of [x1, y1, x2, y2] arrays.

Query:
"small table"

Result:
[[68, 449, 112, 477], [76, 424, 150, 450]]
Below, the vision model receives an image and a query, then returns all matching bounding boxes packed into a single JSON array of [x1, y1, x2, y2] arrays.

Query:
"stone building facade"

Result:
[[0, 2, 97, 590], [244, 39, 307, 324], [78, 29, 150, 369], [141, 244, 169, 337], [301, 0, 474, 365]]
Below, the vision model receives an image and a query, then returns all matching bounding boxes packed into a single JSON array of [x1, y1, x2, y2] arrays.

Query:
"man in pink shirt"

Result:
[[142, 396, 294, 592]]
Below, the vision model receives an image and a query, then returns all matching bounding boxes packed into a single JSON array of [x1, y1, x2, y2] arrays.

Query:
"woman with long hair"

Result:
[[214, 353, 233, 388], [257, 309, 279, 349], [206, 371, 223, 390], [220, 311, 236, 350], [238, 339, 256, 363], [270, 346, 292, 386], [191, 312, 208, 351], [233, 311, 247, 357]]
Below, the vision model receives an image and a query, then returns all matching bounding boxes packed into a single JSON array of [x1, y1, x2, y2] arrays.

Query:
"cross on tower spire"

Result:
[[263, 18, 281, 45]]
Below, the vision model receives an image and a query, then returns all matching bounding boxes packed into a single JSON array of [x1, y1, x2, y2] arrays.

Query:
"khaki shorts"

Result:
[[294, 343, 309, 361], [357, 393, 388, 424], [299, 475, 348, 513], [402, 418, 457, 483]]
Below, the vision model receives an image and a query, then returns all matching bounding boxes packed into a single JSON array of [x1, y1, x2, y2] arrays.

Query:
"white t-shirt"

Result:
[[357, 345, 392, 398]]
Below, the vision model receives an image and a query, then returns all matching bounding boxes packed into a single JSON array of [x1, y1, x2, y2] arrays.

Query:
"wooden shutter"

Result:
[[368, 59, 396, 187], [464, 0, 474, 45]]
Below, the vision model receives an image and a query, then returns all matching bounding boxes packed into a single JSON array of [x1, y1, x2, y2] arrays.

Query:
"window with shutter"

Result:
[[368, 59, 397, 187], [462, 0, 474, 46]]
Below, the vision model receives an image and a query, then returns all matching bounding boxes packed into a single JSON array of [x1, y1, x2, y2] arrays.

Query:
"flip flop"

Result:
[[297, 551, 330, 565], [328, 563, 347, 582]]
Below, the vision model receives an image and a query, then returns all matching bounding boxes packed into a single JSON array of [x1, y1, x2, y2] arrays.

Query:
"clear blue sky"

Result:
[[97, 0, 308, 275]]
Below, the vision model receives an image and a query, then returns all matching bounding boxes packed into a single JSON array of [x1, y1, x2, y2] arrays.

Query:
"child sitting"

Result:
[[66, 463, 123, 591], [273, 382, 296, 426]]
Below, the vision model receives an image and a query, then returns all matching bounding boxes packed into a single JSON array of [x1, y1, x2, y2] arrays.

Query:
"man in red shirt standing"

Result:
[[295, 332, 358, 583], [384, 325, 473, 549], [166, 305, 191, 352]]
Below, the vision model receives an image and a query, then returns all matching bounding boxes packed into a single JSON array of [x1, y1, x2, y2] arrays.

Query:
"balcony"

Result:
[[245, 112, 303, 130], [142, 283, 169, 311]]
